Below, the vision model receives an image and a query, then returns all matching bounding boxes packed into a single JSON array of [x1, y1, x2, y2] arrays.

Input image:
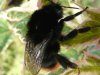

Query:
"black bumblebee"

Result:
[[25, 1, 88, 75]]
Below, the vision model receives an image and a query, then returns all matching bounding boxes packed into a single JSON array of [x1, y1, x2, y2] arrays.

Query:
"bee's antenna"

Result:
[[61, 6, 79, 9]]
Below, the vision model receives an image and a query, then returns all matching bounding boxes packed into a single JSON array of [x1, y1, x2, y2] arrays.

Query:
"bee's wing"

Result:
[[24, 38, 50, 75]]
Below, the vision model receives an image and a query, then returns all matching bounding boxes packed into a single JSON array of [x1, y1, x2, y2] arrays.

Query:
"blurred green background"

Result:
[[0, 0, 100, 75]]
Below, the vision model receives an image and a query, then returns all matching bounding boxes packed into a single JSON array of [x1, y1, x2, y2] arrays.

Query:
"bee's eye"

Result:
[[57, 10, 61, 14], [55, 9, 62, 18]]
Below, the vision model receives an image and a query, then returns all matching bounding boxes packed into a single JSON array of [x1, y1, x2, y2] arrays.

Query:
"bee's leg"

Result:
[[56, 54, 77, 69], [60, 27, 91, 41], [59, 7, 88, 23]]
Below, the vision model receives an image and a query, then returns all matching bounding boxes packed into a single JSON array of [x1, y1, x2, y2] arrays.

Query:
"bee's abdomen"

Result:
[[41, 55, 57, 68], [42, 41, 60, 68]]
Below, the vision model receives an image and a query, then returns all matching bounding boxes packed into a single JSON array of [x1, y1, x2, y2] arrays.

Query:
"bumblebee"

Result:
[[25, 1, 88, 75]]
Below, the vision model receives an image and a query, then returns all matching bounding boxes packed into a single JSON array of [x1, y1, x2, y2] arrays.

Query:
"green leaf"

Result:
[[62, 25, 72, 35], [86, 52, 100, 66], [0, 19, 12, 50], [60, 47, 79, 61], [74, 0, 100, 7], [7, 10, 30, 21], [6, 37, 24, 75], [87, 8, 100, 22], [66, 66, 100, 75], [15, 16, 29, 37], [90, 50, 100, 57]]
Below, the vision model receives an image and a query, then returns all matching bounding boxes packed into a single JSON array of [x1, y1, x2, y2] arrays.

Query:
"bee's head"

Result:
[[39, 0, 79, 19], [52, 3, 63, 19], [42, 1, 63, 19], [50, 0, 63, 19]]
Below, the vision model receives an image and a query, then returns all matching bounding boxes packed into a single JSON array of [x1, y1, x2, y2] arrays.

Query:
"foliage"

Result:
[[0, 0, 100, 75]]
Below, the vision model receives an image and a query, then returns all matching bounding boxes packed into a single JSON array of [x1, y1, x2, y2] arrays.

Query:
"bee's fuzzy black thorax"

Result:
[[26, 3, 63, 44]]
